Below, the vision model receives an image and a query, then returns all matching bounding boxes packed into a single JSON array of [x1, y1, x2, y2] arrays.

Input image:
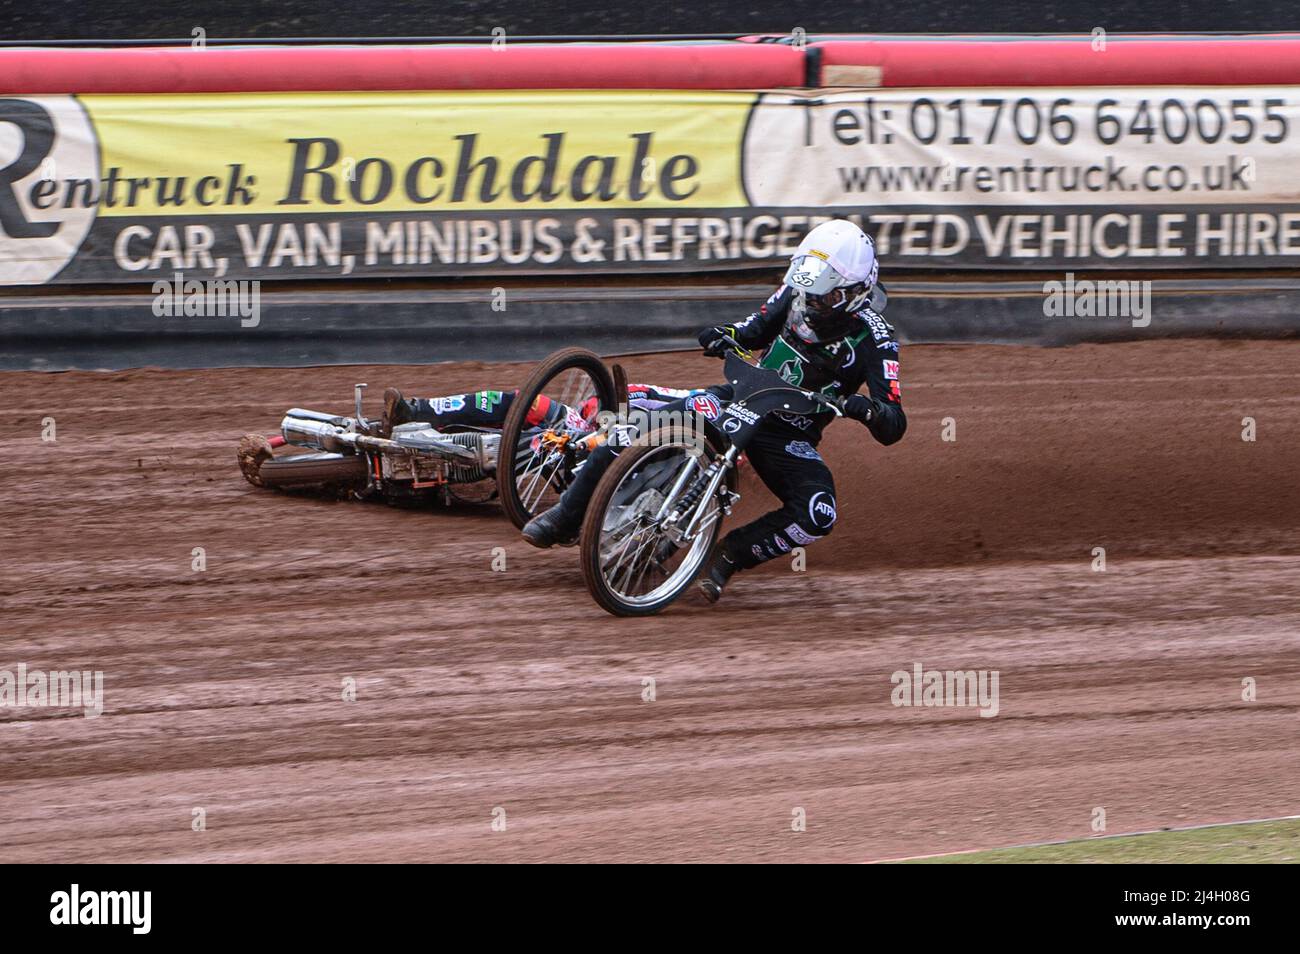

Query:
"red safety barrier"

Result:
[[813, 37, 1300, 86], [5, 36, 1299, 94], [0, 43, 805, 93]]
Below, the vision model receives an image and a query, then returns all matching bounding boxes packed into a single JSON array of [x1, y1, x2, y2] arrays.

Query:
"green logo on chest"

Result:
[[761, 338, 805, 386]]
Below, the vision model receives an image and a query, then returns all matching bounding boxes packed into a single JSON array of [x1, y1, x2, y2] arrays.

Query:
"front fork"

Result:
[[658, 445, 740, 543]]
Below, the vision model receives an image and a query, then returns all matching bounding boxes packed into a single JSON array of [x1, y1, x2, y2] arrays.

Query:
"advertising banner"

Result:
[[3, 87, 1300, 284]]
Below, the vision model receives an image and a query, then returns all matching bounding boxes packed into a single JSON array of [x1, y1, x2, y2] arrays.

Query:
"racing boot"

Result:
[[697, 547, 738, 604], [381, 387, 411, 438], [522, 504, 581, 549]]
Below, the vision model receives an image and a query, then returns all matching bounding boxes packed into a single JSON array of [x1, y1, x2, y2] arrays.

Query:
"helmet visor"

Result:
[[783, 255, 843, 297]]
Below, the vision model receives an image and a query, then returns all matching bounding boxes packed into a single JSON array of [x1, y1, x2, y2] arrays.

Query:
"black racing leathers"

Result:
[[402, 389, 521, 429], [719, 283, 906, 448], [547, 283, 907, 573]]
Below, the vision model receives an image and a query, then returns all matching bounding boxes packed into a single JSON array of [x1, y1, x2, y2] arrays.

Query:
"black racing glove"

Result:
[[843, 394, 878, 424], [698, 325, 737, 355]]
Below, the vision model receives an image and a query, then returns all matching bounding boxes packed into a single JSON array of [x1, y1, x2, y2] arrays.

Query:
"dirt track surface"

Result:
[[2, 340, 1298, 863]]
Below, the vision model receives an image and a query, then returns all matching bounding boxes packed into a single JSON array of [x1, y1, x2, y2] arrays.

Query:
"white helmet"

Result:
[[782, 220, 879, 343]]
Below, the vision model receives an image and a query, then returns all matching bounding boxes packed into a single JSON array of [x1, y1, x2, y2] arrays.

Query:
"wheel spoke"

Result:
[[606, 523, 648, 580], [626, 535, 663, 594], [518, 450, 564, 511], [518, 454, 547, 507], [603, 515, 648, 576], [606, 518, 671, 597], [614, 526, 658, 594]]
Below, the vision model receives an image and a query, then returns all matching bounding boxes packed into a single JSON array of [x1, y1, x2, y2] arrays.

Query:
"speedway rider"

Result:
[[521, 219, 907, 603]]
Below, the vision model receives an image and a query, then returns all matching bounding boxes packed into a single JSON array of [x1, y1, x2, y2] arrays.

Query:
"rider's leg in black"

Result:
[[383, 389, 582, 440], [390, 390, 518, 429], [521, 431, 624, 547], [700, 426, 837, 600]]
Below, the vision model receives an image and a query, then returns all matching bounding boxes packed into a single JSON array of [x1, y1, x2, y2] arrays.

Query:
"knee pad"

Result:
[[780, 488, 836, 546], [802, 489, 838, 537]]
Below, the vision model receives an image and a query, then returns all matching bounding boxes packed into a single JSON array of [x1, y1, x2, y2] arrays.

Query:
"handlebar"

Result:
[[810, 392, 847, 416], [702, 334, 752, 362]]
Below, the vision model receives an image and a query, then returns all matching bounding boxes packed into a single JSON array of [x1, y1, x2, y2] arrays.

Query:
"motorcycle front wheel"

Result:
[[579, 426, 728, 617], [497, 347, 617, 529]]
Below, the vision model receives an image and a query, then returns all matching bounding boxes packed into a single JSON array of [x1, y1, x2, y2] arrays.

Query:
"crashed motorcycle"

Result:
[[237, 347, 623, 528], [578, 339, 845, 616]]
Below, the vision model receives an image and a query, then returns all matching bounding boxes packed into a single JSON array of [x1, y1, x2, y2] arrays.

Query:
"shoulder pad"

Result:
[[855, 306, 896, 344]]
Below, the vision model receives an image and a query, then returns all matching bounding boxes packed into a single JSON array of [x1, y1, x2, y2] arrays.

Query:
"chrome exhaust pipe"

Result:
[[281, 410, 483, 466], [281, 414, 359, 452]]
